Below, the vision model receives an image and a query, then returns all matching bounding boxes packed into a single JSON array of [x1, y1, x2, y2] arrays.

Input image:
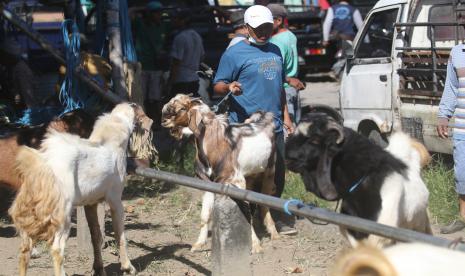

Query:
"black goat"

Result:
[[285, 113, 432, 248]]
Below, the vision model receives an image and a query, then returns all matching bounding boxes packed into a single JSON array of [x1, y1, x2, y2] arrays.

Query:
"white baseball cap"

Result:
[[244, 5, 273, 28]]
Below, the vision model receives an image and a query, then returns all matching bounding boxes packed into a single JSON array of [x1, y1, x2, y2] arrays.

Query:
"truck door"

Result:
[[340, 6, 400, 132]]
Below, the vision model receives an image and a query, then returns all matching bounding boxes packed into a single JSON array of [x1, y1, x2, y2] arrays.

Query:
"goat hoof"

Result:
[[251, 244, 264, 254], [191, 242, 206, 252], [122, 264, 137, 275], [91, 268, 107, 276], [271, 233, 280, 240]]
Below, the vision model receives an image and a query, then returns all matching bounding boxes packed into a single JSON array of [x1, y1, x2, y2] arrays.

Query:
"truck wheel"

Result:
[[368, 129, 388, 148]]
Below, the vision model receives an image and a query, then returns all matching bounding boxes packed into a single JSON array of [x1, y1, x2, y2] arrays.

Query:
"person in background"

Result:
[[213, 5, 295, 235], [227, 10, 248, 49], [437, 43, 465, 234], [268, 3, 305, 126], [0, 38, 38, 112], [167, 8, 205, 98], [322, 0, 363, 47], [131, 1, 169, 128]]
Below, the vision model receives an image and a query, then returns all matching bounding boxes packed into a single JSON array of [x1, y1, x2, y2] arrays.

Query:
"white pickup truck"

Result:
[[339, 0, 464, 153]]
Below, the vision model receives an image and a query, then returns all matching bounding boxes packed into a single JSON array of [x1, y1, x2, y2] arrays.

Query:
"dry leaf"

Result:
[[136, 198, 145, 205], [284, 266, 304, 274], [125, 205, 135, 213]]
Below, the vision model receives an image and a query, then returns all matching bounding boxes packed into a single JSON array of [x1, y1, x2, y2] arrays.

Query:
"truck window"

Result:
[[355, 8, 399, 59], [429, 4, 465, 41]]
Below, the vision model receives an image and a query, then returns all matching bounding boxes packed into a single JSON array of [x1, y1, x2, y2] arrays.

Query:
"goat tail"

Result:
[[331, 244, 398, 276], [9, 146, 65, 244], [386, 132, 431, 170]]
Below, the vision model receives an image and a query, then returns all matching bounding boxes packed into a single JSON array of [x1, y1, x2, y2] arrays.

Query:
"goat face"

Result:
[[286, 113, 344, 201], [161, 94, 206, 139]]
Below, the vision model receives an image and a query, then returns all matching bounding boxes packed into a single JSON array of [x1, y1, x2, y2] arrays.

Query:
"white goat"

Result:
[[161, 94, 279, 253], [9, 103, 139, 276], [332, 242, 465, 276]]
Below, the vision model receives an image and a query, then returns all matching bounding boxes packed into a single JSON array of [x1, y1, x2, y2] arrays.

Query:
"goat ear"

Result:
[[325, 119, 344, 144], [188, 108, 203, 136], [315, 144, 340, 201]]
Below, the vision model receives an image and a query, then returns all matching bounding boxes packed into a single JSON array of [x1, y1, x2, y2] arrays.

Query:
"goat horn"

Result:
[[327, 119, 344, 144]]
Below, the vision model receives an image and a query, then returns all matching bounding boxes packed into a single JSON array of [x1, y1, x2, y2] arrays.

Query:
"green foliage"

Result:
[[282, 171, 331, 209], [423, 156, 458, 224]]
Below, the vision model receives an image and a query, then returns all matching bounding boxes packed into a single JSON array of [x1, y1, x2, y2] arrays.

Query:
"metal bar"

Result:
[[135, 167, 465, 252], [396, 47, 453, 51], [431, 25, 438, 92], [0, 4, 123, 105], [396, 22, 465, 27]]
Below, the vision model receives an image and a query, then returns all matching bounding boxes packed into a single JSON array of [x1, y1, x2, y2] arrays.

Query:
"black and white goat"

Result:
[[161, 94, 279, 253], [285, 113, 432, 247]]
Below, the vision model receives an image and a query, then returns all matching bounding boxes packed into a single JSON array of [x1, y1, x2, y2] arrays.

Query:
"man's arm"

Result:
[[281, 88, 294, 134], [322, 7, 334, 46], [437, 54, 459, 138], [353, 9, 363, 31]]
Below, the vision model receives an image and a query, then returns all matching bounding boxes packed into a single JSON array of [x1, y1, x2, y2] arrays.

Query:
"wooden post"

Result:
[[77, 204, 105, 254], [212, 196, 252, 276], [106, 0, 128, 100]]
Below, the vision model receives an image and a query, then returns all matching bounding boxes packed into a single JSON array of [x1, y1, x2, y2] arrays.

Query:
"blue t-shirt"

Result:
[[214, 40, 284, 132]]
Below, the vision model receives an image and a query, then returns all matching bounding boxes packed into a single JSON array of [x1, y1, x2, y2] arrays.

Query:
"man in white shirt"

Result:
[[322, 0, 363, 47]]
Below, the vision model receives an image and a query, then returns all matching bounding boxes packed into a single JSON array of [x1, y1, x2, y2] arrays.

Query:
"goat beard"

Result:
[[128, 123, 157, 161]]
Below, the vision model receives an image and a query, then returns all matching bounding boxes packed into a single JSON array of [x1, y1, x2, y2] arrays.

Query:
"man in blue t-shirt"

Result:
[[213, 5, 295, 234]]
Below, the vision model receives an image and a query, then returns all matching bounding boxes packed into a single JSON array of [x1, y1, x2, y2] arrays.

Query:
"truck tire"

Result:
[[368, 129, 388, 148]]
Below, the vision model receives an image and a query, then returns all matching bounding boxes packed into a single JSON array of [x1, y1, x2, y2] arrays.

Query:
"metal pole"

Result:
[[431, 25, 438, 93], [0, 4, 123, 105], [106, 0, 128, 100], [135, 167, 465, 252]]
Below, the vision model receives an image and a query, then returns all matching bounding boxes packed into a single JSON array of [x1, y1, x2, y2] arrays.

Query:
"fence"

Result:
[[135, 167, 465, 275]]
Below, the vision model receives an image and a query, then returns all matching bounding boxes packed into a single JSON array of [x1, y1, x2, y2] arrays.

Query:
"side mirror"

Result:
[[346, 56, 355, 74], [341, 40, 354, 57]]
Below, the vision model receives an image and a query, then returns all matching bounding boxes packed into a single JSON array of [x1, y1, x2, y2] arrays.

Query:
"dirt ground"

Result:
[[1, 175, 463, 276]]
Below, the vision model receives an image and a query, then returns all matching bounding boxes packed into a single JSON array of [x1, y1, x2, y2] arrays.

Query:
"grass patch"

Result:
[[423, 156, 458, 224], [282, 171, 331, 209]]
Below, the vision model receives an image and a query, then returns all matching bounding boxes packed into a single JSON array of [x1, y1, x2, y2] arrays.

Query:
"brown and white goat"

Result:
[[161, 94, 279, 253]]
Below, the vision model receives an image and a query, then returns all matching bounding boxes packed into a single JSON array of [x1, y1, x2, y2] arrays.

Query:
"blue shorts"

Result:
[[454, 140, 465, 195]]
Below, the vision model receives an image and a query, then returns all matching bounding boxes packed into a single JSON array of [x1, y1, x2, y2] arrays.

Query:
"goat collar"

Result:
[[347, 175, 367, 194]]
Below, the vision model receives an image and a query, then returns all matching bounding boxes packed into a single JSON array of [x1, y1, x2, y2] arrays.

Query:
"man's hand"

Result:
[[287, 77, 305, 91], [284, 117, 294, 136], [229, 81, 242, 95], [437, 117, 450, 139], [322, 41, 330, 47]]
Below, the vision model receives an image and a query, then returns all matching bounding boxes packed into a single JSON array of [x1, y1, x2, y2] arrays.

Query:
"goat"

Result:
[[332, 242, 465, 276], [161, 94, 279, 253], [285, 113, 432, 248], [0, 109, 95, 193], [8, 103, 150, 276]]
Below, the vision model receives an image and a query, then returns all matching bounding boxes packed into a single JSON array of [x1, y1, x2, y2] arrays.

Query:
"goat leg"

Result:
[[50, 222, 70, 276], [18, 232, 33, 276], [107, 197, 136, 275], [260, 171, 280, 240], [191, 192, 214, 252], [84, 204, 106, 276]]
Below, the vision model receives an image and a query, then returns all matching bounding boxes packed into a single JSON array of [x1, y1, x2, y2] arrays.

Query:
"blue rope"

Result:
[[348, 176, 367, 193], [59, 19, 83, 113], [283, 199, 304, 215], [119, 0, 137, 62], [16, 106, 64, 126]]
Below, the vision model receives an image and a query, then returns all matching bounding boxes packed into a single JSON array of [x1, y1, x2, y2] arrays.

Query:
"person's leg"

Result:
[[441, 139, 465, 234], [284, 86, 300, 125], [274, 131, 286, 198], [272, 131, 297, 235]]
